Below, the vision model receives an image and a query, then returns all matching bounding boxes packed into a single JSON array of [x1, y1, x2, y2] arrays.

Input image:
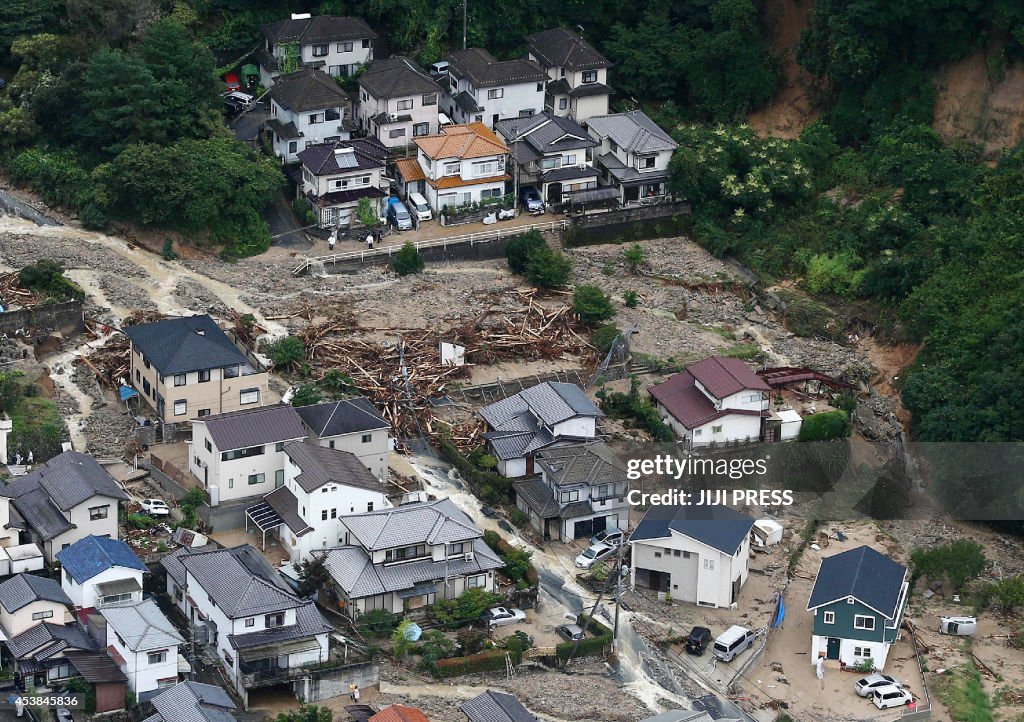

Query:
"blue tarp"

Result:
[[772, 594, 786, 628], [119, 385, 139, 401], [402, 622, 423, 641]]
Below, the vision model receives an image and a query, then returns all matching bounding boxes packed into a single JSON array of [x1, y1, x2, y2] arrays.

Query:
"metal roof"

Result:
[[586, 111, 677, 154], [480, 381, 601, 430], [198, 403, 306, 451], [0, 573, 71, 613], [630, 504, 754, 555], [339, 498, 481, 551], [371, 705, 431, 722], [179, 545, 300, 618], [298, 137, 387, 176], [358, 57, 443, 99], [807, 545, 907, 619], [227, 601, 330, 651], [147, 681, 237, 722], [6, 621, 97, 659], [284, 442, 386, 493], [99, 599, 183, 652], [461, 690, 540, 722], [258, 486, 313, 536], [535, 442, 627, 487], [526, 28, 612, 71], [687, 357, 771, 398], [63, 650, 129, 684], [121, 315, 250, 376], [56, 535, 147, 584], [648, 370, 764, 430], [512, 478, 560, 518], [445, 48, 547, 88]]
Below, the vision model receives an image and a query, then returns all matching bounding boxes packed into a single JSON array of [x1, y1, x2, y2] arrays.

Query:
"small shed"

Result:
[[777, 409, 803, 441], [752, 519, 784, 547], [0, 543, 45, 574], [64, 650, 128, 713]]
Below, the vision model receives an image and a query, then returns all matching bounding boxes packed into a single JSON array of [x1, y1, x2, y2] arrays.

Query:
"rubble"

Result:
[[99, 273, 158, 312], [175, 278, 229, 316]]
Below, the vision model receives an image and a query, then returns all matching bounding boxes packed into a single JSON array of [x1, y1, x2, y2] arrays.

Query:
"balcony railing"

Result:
[[240, 658, 361, 687]]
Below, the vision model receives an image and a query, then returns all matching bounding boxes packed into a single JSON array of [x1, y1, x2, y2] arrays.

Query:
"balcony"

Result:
[[240, 656, 364, 688]]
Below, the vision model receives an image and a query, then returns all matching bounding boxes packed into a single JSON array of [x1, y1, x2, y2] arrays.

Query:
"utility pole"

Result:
[[462, 0, 468, 50], [613, 539, 625, 641]]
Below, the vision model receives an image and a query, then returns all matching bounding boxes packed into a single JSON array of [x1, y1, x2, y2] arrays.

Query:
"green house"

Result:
[[806, 545, 908, 670]]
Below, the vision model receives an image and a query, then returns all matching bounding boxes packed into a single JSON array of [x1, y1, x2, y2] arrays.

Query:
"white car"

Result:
[[591, 528, 627, 547], [872, 685, 913, 709], [139, 498, 170, 517], [855, 673, 904, 697], [575, 543, 616, 569], [480, 607, 526, 628]]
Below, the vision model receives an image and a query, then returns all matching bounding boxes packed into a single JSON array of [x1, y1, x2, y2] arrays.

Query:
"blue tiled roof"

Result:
[[630, 504, 754, 555], [56, 535, 148, 584], [807, 545, 907, 619]]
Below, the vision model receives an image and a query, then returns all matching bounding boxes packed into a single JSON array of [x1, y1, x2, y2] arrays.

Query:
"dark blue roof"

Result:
[[56, 535, 148, 584], [807, 545, 907, 618], [630, 504, 754, 554], [121, 315, 249, 375]]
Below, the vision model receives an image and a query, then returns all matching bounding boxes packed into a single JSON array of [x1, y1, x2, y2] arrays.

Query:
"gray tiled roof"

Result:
[[147, 681, 237, 722], [512, 478, 559, 518], [495, 113, 595, 157], [269, 68, 350, 113], [227, 600, 331, 650], [340, 498, 481, 551], [160, 544, 219, 587], [285, 442, 385, 493], [0, 573, 71, 613], [461, 690, 540, 722], [480, 382, 601, 429], [542, 165, 598, 183], [453, 90, 481, 115], [587, 111, 677, 154], [179, 545, 300, 618], [7, 488, 72, 541], [266, 118, 301, 140], [200, 404, 306, 452], [596, 151, 670, 186], [7, 621, 97, 660], [446, 48, 547, 88], [100, 599, 184, 651], [0, 451, 128, 509], [535, 442, 627, 487], [359, 57, 443, 99], [121, 315, 249, 376], [298, 137, 387, 177], [568, 82, 613, 99], [261, 486, 313, 536], [262, 15, 376, 45], [526, 28, 612, 71]]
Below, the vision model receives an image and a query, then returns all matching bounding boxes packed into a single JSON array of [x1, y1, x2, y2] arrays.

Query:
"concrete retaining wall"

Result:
[[0, 300, 84, 335], [301, 661, 380, 703]]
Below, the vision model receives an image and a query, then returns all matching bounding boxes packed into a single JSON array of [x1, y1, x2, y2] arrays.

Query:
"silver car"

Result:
[[480, 606, 526, 628], [574, 542, 615, 569], [855, 673, 903, 697]]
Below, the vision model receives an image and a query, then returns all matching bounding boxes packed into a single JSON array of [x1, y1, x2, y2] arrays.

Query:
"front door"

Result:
[[525, 456, 535, 475], [826, 637, 841, 660], [731, 576, 741, 604]]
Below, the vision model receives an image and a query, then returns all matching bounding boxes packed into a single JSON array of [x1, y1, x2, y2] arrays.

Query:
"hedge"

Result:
[[432, 648, 520, 678], [483, 530, 540, 587], [437, 436, 514, 505], [578, 614, 612, 637], [799, 410, 851, 441], [555, 634, 611, 660]]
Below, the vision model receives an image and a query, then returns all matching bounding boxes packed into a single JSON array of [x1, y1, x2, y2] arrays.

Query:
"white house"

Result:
[[440, 48, 547, 128], [258, 13, 376, 87], [394, 122, 510, 215], [650, 356, 770, 446], [159, 543, 219, 618], [586, 111, 678, 204], [297, 137, 388, 229], [629, 504, 754, 608], [178, 545, 331, 708], [0, 450, 128, 562], [245, 442, 392, 564], [99, 599, 184, 700], [514, 442, 630, 541], [526, 28, 614, 123], [495, 112, 598, 205], [0, 573, 74, 637], [188, 404, 307, 506], [357, 57, 444, 148], [56, 535, 147, 613], [480, 381, 602, 478], [295, 397, 392, 480], [319, 497, 503, 618], [267, 68, 354, 164]]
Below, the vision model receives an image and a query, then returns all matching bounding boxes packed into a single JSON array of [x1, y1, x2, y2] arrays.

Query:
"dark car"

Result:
[[345, 705, 376, 722], [520, 185, 543, 212], [685, 626, 713, 656]]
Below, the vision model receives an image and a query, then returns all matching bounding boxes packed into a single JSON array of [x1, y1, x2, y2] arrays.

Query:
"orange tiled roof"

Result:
[[414, 122, 509, 160], [428, 173, 510, 189], [370, 705, 430, 722], [395, 157, 426, 182]]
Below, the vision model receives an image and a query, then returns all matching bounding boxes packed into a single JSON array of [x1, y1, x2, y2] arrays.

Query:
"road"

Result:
[[0, 188, 59, 226]]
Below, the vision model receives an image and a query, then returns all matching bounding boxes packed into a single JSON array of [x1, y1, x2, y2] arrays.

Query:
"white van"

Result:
[[408, 192, 432, 221], [713, 625, 756, 662], [939, 616, 977, 635]]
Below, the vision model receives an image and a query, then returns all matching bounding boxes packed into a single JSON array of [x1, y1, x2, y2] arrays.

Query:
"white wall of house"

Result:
[[302, 163, 384, 199], [300, 40, 372, 78], [313, 429, 390, 481], [270, 98, 350, 164], [536, 65, 610, 122], [0, 600, 73, 637], [630, 530, 750, 608], [0, 498, 18, 548], [357, 87, 440, 147], [106, 630, 180, 697], [809, 634, 891, 670], [497, 457, 527, 478], [166, 575, 188, 618], [342, 570, 493, 617], [551, 417, 596, 439], [444, 78, 544, 128], [189, 427, 303, 506], [62, 566, 145, 610], [45, 497, 121, 563]]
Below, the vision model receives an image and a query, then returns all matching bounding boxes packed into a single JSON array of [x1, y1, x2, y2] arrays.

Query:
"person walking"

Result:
[[366, 232, 374, 250], [352, 684, 360, 702]]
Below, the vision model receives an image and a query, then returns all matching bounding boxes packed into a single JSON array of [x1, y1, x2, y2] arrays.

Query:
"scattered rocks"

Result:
[[174, 278, 229, 316], [0, 233, 147, 277], [99, 273, 158, 312]]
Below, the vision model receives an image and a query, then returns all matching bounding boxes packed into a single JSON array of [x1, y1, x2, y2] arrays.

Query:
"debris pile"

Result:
[[0, 271, 41, 308], [74, 311, 167, 390]]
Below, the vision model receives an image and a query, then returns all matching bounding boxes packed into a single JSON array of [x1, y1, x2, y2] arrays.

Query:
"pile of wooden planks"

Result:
[[0, 272, 41, 309], [76, 311, 167, 389]]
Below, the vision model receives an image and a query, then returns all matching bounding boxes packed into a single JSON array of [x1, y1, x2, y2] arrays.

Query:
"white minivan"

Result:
[[713, 625, 757, 662], [408, 192, 432, 221]]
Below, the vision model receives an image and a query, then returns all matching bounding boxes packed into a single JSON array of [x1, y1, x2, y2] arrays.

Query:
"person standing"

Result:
[[366, 232, 374, 250], [352, 684, 360, 702]]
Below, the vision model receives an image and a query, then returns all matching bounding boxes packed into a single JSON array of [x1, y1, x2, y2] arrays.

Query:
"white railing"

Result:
[[292, 218, 570, 275]]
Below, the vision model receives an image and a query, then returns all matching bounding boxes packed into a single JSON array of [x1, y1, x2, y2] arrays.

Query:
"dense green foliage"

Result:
[[597, 378, 674, 442], [274, 707, 333, 722], [910, 540, 988, 591], [572, 285, 615, 326], [526, 247, 572, 290], [592, 325, 622, 354], [9, 396, 65, 461], [295, 554, 331, 597], [798, 411, 851, 442], [18, 260, 85, 301], [432, 648, 512, 678], [263, 336, 306, 369], [505, 230, 548, 275], [356, 609, 399, 638], [482, 530, 539, 588], [430, 587, 502, 629], [392, 242, 425, 276]]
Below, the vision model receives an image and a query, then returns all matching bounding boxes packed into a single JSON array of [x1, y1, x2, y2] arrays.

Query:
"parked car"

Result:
[[712, 625, 756, 662], [54, 709, 73, 722], [871, 685, 913, 710], [345, 705, 376, 722], [223, 72, 241, 91], [222, 90, 254, 110], [855, 674, 904, 697], [685, 626, 713, 656], [386, 198, 413, 230], [139, 499, 170, 517], [556, 624, 585, 641], [574, 542, 616, 569], [481, 606, 526, 628], [591, 528, 626, 547], [520, 185, 543, 212], [407, 192, 432, 222]]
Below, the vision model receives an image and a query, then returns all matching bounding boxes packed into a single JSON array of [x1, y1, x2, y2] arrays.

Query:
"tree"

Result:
[[263, 337, 306, 369], [431, 587, 503, 629], [295, 554, 331, 597], [573, 285, 615, 325], [291, 385, 322, 407], [525, 248, 571, 290], [0, 0, 62, 60], [274, 707, 332, 722], [392, 242, 425, 275], [623, 244, 645, 274], [592, 325, 621, 354], [910, 540, 987, 592], [66, 0, 158, 43], [356, 609, 399, 638], [418, 630, 457, 669], [606, 4, 683, 102], [505, 230, 548, 275], [356, 196, 380, 228]]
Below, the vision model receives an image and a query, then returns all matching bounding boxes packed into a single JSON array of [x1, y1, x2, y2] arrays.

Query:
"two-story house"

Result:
[[297, 137, 388, 229], [395, 122, 510, 214], [267, 68, 354, 164], [178, 545, 331, 708], [123, 315, 270, 423], [0, 451, 128, 562], [480, 381, 603, 478], [0, 573, 73, 637], [160, 542, 219, 618], [513, 442, 629, 541], [440, 48, 547, 128], [188, 404, 307, 507], [495, 112, 598, 205], [807, 545, 909, 670], [245, 442, 392, 563], [357, 57, 444, 148], [143, 681, 238, 722], [258, 13, 376, 87], [649, 356, 770, 446], [57, 535, 147, 615], [295, 397, 392, 480], [4, 619, 102, 690], [629, 504, 754, 608], [319, 497, 503, 618], [526, 28, 614, 123], [586, 111, 678, 205], [97, 599, 184, 700]]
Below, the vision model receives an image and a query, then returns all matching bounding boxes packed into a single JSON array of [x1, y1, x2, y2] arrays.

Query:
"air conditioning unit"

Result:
[[387, 113, 399, 122], [463, 551, 474, 562]]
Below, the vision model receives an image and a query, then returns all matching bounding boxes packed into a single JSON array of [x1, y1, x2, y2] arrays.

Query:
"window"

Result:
[[245, 617, 255, 627], [32, 610, 53, 621], [361, 433, 372, 443], [240, 388, 259, 405], [385, 544, 428, 563], [640, 156, 656, 169], [224, 652, 234, 667], [157, 677, 177, 689], [397, 99, 413, 110], [331, 508, 337, 518], [329, 65, 343, 76], [143, 357, 151, 369], [447, 542, 466, 555], [556, 97, 569, 111], [338, 41, 354, 52], [541, 157, 561, 170], [519, 109, 535, 117], [609, 139, 618, 152], [467, 574, 487, 588], [823, 611, 835, 624], [173, 373, 186, 387], [596, 484, 611, 499], [147, 651, 168, 665], [582, 70, 598, 83], [198, 409, 211, 418], [443, 161, 461, 176], [221, 445, 264, 462], [325, 107, 341, 121], [102, 593, 134, 606], [712, 425, 723, 433], [248, 473, 266, 486], [367, 501, 374, 511], [683, 551, 691, 559], [654, 551, 662, 558], [560, 490, 580, 503], [362, 39, 371, 48], [565, 154, 577, 166], [472, 160, 497, 177], [853, 646, 872, 658], [89, 505, 109, 521], [266, 613, 285, 627], [413, 122, 430, 137], [288, 141, 297, 154], [276, 442, 286, 452], [275, 469, 284, 486], [312, 44, 329, 57], [480, 187, 502, 199], [389, 128, 406, 139], [693, 429, 702, 437], [135, 369, 140, 382], [537, 82, 544, 91], [322, 509, 329, 520], [308, 113, 323, 124], [673, 550, 681, 557], [174, 400, 187, 416], [198, 369, 210, 383], [487, 88, 504, 100], [422, 93, 437, 106], [703, 558, 715, 571], [854, 615, 876, 630]]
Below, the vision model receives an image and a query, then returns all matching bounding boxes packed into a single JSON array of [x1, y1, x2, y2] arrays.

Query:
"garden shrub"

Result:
[[798, 410, 851, 441]]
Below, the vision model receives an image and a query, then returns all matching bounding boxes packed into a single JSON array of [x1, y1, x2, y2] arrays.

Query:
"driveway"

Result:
[[228, 101, 268, 146]]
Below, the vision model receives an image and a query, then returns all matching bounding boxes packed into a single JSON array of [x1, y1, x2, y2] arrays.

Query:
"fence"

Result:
[[454, 368, 588, 404], [899, 620, 932, 720]]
